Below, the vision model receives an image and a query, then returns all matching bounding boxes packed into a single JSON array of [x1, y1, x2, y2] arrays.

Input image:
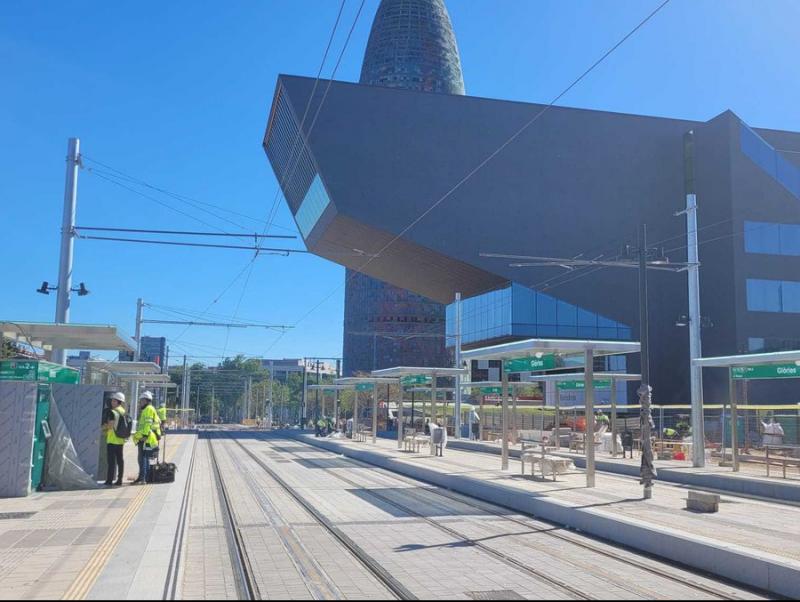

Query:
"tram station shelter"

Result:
[[694, 349, 800, 472], [1, 322, 135, 357], [332, 376, 397, 443], [463, 372, 641, 454], [370, 367, 468, 451], [308, 383, 350, 428], [461, 338, 640, 487]]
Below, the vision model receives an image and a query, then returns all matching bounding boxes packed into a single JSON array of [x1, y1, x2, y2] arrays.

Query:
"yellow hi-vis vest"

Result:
[[135, 404, 160, 449], [106, 406, 127, 446]]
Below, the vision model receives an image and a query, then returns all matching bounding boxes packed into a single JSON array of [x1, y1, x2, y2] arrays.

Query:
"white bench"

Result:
[[520, 440, 574, 481], [411, 434, 431, 453]]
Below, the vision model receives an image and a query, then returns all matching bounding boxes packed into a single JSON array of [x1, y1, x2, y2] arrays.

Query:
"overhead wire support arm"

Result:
[[480, 252, 697, 273], [74, 226, 296, 239], [74, 233, 308, 255], [141, 318, 292, 330]]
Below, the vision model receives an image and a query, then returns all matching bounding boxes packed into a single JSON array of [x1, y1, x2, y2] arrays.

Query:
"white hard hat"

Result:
[[140, 390, 154, 402], [111, 392, 126, 403]]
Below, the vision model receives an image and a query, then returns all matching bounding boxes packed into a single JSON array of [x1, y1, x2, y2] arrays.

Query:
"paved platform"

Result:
[[297, 432, 800, 597], [444, 437, 800, 502], [0, 433, 195, 600], [181, 432, 765, 600]]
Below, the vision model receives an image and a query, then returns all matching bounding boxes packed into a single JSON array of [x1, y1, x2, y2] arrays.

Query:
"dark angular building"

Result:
[[262, 70, 800, 403], [342, 0, 466, 375]]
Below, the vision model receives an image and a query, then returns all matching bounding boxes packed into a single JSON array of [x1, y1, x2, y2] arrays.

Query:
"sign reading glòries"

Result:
[[731, 363, 800, 379]]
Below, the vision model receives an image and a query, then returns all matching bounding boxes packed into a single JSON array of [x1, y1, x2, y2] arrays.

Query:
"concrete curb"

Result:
[[294, 433, 800, 598]]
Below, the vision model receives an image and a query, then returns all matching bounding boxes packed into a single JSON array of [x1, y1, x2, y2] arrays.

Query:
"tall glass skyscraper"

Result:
[[343, 0, 465, 375]]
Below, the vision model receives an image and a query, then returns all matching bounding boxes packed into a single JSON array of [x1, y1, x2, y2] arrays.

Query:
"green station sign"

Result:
[[401, 375, 431, 386], [503, 355, 557, 373], [557, 379, 612, 391], [480, 386, 503, 395], [731, 364, 800, 380], [0, 360, 79, 384], [355, 383, 374, 391]]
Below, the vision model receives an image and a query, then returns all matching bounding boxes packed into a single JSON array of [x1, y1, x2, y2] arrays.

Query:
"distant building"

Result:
[[120, 336, 167, 371], [261, 358, 339, 381], [66, 351, 99, 379]]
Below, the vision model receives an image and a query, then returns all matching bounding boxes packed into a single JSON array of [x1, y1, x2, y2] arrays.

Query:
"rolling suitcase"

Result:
[[146, 432, 177, 484]]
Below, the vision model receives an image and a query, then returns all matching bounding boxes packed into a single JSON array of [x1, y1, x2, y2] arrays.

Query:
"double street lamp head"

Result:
[[35, 281, 89, 296]]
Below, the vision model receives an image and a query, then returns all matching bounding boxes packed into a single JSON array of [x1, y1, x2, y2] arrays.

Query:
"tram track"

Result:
[[266, 436, 772, 601], [218, 432, 415, 600], [207, 434, 261, 600]]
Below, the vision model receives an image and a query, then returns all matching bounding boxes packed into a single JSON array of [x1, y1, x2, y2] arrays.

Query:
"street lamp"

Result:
[[36, 281, 90, 296]]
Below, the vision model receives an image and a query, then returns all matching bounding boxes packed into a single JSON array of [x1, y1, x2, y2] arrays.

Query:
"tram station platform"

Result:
[[297, 432, 800, 597], [0, 433, 196, 600], [444, 437, 800, 502]]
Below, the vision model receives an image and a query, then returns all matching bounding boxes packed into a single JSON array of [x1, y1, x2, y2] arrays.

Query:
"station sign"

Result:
[[731, 364, 800, 380], [355, 383, 374, 391], [480, 386, 503, 395], [401, 375, 431, 386], [503, 354, 556, 373], [0, 360, 80, 384], [557, 379, 612, 390]]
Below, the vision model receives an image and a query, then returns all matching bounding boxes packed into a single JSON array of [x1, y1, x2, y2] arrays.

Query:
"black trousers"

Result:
[[106, 443, 124, 484]]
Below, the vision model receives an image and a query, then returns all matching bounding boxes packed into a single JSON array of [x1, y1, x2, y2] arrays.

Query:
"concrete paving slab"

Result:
[[296, 432, 800, 597]]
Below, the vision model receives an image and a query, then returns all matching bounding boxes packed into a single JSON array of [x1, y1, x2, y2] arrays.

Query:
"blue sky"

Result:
[[1, 0, 798, 365]]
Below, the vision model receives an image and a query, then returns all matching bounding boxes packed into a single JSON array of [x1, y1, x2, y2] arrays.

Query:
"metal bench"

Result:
[[739, 445, 800, 478], [411, 434, 431, 453]]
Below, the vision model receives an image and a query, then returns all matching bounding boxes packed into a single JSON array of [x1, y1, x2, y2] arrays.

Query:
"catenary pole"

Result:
[[682, 130, 706, 467], [53, 138, 80, 365]]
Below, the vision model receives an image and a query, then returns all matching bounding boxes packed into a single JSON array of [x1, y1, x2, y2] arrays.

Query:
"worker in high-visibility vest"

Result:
[[103, 392, 130, 487], [132, 391, 160, 484], [158, 402, 168, 432]]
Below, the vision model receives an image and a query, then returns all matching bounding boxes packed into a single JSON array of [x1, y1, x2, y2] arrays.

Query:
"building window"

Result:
[[746, 278, 800, 313], [748, 336, 800, 353], [745, 221, 800, 256], [295, 175, 331, 238]]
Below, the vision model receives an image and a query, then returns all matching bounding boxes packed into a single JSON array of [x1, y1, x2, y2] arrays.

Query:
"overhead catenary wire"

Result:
[[258, 0, 352, 242], [81, 156, 298, 234], [163, 1, 360, 360], [86, 170, 256, 244]]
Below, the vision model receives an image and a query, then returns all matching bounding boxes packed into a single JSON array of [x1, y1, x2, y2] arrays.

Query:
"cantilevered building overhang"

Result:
[[263, 75, 508, 303], [263, 75, 707, 308]]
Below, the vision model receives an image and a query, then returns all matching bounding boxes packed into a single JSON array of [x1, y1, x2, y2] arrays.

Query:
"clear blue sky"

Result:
[[2, 0, 798, 365]]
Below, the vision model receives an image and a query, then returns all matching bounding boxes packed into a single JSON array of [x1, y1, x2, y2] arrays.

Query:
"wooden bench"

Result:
[[411, 434, 431, 453]]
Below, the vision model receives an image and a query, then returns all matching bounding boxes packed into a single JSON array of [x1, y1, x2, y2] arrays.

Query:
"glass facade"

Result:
[[295, 175, 331, 238], [446, 283, 633, 347], [746, 278, 800, 313], [740, 122, 800, 200], [745, 221, 800, 256], [749, 336, 800, 353]]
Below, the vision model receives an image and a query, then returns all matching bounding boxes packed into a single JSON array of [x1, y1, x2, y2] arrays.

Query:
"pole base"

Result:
[[643, 486, 653, 500]]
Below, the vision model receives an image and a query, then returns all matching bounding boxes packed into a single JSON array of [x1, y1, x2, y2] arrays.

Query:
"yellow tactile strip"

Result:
[[61, 484, 151, 600]]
